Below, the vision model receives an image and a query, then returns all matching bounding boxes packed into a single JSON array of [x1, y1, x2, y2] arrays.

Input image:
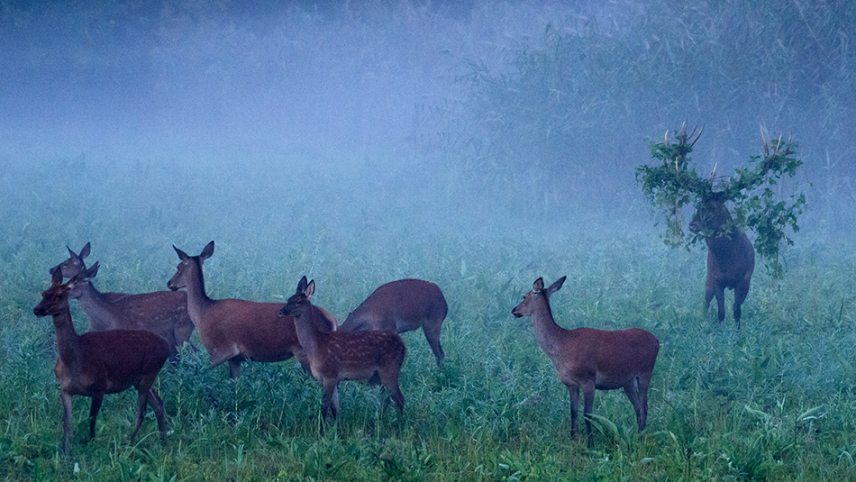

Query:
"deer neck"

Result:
[[530, 299, 566, 358], [75, 281, 117, 328], [183, 261, 213, 324], [705, 225, 741, 254], [293, 307, 323, 360], [51, 304, 82, 366]]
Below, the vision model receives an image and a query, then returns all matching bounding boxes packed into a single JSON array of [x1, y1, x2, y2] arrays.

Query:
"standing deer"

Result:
[[339, 279, 447, 365], [688, 192, 755, 328], [50, 242, 194, 361], [33, 268, 169, 453], [167, 241, 335, 379], [280, 277, 406, 425], [511, 276, 659, 447]]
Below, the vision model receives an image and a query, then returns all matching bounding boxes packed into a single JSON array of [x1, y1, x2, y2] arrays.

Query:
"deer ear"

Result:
[[533, 277, 544, 291], [200, 241, 215, 260], [173, 245, 190, 261], [305, 280, 315, 299], [50, 268, 63, 286], [545, 276, 566, 295], [297, 276, 308, 293], [79, 242, 91, 259], [84, 261, 100, 280]]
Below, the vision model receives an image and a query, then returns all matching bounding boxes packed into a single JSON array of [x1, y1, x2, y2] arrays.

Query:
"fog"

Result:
[[3, 2, 576, 160], [2, 0, 855, 263]]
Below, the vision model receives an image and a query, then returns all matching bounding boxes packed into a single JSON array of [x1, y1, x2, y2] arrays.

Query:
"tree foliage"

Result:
[[636, 126, 806, 276], [414, 1, 854, 221]]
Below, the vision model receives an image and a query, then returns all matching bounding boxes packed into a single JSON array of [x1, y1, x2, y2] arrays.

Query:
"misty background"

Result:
[[2, 0, 854, 295]]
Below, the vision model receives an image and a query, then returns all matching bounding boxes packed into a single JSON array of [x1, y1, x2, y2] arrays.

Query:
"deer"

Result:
[[279, 276, 406, 426], [339, 279, 447, 366], [50, 242, 194, 362], [511, 276, 660, 447], [166, 241, 336, 379], [33, 267, 170, 453], [688, 192, 755, 328]]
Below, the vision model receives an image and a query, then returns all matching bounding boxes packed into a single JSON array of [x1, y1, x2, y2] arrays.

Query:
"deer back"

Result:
[[558, 328, 659, 388], [342, 279, 447, 332], [323, 330, 406, 372], [57, 330, 170, 395], [188, 298, 333, 362]]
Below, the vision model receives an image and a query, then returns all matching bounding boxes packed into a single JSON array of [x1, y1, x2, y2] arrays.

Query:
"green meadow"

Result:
[[1, 160, 853, 481]]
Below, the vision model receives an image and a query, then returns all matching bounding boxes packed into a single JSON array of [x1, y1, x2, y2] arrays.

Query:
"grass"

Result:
[[1, 160, 854, 481]]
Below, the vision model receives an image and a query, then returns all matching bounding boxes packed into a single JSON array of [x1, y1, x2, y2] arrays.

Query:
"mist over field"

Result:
[[3, 1, 856, 233], [1, 1, 855, 480]]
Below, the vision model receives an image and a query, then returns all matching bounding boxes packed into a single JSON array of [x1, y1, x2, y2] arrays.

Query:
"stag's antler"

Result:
[[671, 123, 703, 172], [689, 126, 703, 147], [676, 122, 703, 147]]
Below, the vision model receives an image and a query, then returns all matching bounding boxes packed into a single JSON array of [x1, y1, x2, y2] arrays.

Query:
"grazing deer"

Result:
[[50, 242, 194, 361], [280, 277, 406, 424], [33, 268, 169, 453], [340, 279, 447, 365], [688, 192, 756, 327], [167, 241, 336, 379], [512, 277, 659, 447]]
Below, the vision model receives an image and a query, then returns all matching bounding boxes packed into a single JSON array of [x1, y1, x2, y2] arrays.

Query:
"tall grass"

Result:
[[0, 160, 853, 480]]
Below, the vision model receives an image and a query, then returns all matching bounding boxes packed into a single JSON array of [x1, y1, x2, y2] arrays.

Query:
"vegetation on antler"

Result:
[[636, 126, 709, 246], [636, 126, 806, 277]]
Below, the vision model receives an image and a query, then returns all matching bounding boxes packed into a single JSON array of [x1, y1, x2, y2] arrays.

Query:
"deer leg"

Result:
[[88, 393, 103, 440], [386, 382, 406, 415], [714, 285, 726, 323], [147, 388, 168, 441], [582, 381, 595, 448], [228, 359, 242, 379], [567, 384, 580, 438], [209, 348, 240, 370], [298, 359, 312, 377], [623, 379, 643, 432], [60, 392, 73, 453], [733, 278, 751, 329], [637, 371, 652, 431], [332, 385, 340, 416], [423, 322, 445, 366], [321, 378, 338, 420], [130, 387, 150, 442], [704, 282, 715, 318], [379, 368, 405, 414]]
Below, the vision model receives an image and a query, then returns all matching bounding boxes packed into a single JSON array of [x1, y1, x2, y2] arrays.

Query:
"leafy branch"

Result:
[[636, 125, 807, 277]]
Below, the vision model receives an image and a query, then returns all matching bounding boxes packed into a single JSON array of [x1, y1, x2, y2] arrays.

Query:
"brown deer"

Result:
[[339, 279, 447, 365], [33, 267, 169, 453], [166, 241, 336, 379], [511, 276, 659, 447], [279, 276, 406, 424], [688, 192, 755, 328], [50, 242, 194, 361]]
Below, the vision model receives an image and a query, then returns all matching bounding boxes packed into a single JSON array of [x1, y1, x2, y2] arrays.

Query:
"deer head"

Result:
[[688, 192, 734, 238], [34, 264, 99, 316], [49, 242, 91, 278], [279, 276, 314, 319], [512, 276, 567, 318], [167, 241, 214, 291]]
